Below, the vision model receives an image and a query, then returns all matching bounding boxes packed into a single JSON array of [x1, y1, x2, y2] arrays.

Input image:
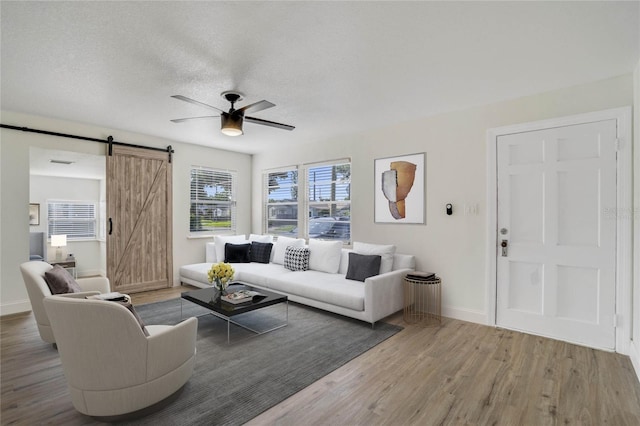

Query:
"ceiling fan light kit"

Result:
[[221, 113, 243, 136], [171, 91, 294, 137]]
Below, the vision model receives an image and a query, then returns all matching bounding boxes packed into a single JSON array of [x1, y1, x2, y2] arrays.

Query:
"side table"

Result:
[[49, 258, 77, 279], [403, 275, 441, 325]]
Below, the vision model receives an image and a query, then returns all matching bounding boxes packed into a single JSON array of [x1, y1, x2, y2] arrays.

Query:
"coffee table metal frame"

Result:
[[181, 283, 288, 343]]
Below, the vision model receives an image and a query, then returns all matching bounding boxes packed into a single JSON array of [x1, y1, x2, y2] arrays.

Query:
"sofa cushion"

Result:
[[225, 243, 251, 263], [179, 263, 212, 283], [284, 246, 310, 271], [250, 242, 273, 264], [308, 239, 342, 274], [205, 242, 217, 263], [214, 235, 247, 264], [233, 262, 290, 288], [44, 264, 82, 294], [338, 249, 353, 275], [346, 252, 381, 282], [353, 242, 396, 274], [249, 234, 273, 243], [272, 236, 305, 265], [269, 271, 365, 311]]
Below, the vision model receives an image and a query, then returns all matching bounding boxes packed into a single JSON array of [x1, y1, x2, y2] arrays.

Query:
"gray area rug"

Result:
[[128, 298, 402, 426]]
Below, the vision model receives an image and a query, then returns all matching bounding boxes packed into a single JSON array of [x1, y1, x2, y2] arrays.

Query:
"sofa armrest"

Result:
[[58, 290, 101, 299], [77, 276, 111, 293], [364, 268, 413, 323], [146, 317, 198, 380]]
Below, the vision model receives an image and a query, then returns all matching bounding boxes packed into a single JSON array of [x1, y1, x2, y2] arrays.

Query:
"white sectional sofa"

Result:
[[179, 237, 415, 325]]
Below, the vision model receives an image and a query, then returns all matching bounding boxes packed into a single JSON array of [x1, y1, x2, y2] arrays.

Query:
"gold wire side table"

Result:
[[403, 275, 441, 325]]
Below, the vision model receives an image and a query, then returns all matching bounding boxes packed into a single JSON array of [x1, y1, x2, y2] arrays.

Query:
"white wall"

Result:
[[252, 74, 634, 324], [30, 175, 103, 277], [631, 58, 640, 379], [0, 111, 252, 315]]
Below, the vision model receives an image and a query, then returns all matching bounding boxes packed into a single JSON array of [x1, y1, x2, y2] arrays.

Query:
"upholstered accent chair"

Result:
[[19, 260, 111, 344], [43, 295, 198, 417]]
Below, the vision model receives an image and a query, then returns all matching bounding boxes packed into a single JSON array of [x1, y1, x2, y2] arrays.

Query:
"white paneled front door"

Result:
[[496, 119, 617, 350]]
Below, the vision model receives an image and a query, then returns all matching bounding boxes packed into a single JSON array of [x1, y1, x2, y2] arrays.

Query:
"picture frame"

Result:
[[374, 153, 425, 224], [29, 203, 40, 226]]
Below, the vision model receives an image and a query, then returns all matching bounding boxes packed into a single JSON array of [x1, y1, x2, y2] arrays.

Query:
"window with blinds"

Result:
[[306, 160, 351, 243], [190, 167, 236, 233], [264, 167, 298, 237], [47, 201, 97, 240], [263, 159, 351, 243]]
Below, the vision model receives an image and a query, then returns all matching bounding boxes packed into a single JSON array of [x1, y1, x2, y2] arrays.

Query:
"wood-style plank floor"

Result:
[[2, 286, 640, 425]]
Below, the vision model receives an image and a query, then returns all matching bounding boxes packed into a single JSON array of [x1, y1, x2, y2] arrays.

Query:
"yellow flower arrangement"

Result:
[[207, 262, 235, 291]]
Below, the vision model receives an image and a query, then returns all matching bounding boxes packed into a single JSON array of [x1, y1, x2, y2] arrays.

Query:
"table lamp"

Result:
[[51, 234, 67, 261]]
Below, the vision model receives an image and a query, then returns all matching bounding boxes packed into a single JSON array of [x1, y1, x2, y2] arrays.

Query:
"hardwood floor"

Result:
[[2, 286, 640, 425]]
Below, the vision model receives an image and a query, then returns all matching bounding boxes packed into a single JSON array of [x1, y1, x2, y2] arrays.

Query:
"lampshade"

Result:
[[221, 113, 243, 136], [51, 234, 67, 247]]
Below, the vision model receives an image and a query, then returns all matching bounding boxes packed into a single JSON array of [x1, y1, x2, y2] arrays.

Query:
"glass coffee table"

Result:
[[181, 282, 288, 343]]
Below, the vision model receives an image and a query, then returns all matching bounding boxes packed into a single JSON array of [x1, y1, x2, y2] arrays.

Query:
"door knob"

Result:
[[501, 240, 508, 257]]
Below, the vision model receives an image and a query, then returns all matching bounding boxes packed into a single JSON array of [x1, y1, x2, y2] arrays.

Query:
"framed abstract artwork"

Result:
[[29, 203, 40, 226], [374, 153, 425, 224]]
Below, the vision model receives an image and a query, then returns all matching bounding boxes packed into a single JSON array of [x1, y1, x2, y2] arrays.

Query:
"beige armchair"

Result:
[[20, 261, 111, 344], [43, 295, 198, 417]]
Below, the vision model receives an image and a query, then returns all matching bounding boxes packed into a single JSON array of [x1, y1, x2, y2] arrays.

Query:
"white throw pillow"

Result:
[[308, 239, 343, 274], [205, 242, 217, 263], [353, 242, 396, 274], [249, 234, 273, 243], [214, 235, 248, 263], [273, 236, 305, 265]]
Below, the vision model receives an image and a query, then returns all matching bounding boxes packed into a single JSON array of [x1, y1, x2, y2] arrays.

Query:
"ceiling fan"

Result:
[[170, 91, 295, 136]]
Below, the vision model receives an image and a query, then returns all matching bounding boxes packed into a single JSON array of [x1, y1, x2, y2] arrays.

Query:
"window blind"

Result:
[[48, 201, 97, 240], [190, 167, 236, 233]]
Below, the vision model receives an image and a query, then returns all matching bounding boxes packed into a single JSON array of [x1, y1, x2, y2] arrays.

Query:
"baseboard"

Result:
[[0, 299, 31, 316], [629, 341, 640, 384], [442, 305, 487, 325]]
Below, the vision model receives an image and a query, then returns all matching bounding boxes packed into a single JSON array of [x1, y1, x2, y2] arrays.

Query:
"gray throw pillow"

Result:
[[120, 300, 150, 337], [346, 252, 382, 282], [250, 242, 273, 264], [44, 264, 82, 294]]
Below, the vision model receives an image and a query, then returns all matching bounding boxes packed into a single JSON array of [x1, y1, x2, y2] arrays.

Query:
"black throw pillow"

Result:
[[346, 252, 382, 282], [250, 241, 273, 264], [224, 243, 251, 263]]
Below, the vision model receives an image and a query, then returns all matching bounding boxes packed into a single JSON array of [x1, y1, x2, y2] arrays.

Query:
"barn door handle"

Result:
[[108, 218, 113, 235]]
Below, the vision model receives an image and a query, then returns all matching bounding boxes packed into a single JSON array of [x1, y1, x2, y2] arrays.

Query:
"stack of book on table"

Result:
[[406, 272, 437, 282], [222, 289, 266, 304]]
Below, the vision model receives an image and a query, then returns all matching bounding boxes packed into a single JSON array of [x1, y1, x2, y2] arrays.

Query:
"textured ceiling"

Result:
[[1, 1, 638, 154]]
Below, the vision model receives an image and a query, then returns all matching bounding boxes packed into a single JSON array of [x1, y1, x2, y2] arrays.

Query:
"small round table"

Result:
[[403, 275, 441, 325]]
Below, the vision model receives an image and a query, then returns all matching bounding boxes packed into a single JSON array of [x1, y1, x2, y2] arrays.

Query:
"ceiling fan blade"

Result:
[[236, 100, 275, 115], [171, 95, 224, 113], [245, 116, 295, 131], [170, 115, 219, 123]]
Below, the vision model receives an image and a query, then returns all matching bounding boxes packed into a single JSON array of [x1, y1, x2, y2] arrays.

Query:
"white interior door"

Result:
[[496, 119, 617, 350]]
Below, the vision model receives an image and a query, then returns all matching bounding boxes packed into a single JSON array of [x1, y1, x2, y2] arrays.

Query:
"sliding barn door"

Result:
[[107, 145, 173, 293]]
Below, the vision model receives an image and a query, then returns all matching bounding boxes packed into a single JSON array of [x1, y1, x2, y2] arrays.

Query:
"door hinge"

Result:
[[615, 138, 623, 151]]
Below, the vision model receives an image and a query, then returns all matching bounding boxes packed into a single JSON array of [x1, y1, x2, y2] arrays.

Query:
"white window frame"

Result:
[[263, 159, 351, 243], [304, 159, 351, 243], [263, 165, 299, 237], [190, 166, 237, 235], [47, 200, 97, 241]]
